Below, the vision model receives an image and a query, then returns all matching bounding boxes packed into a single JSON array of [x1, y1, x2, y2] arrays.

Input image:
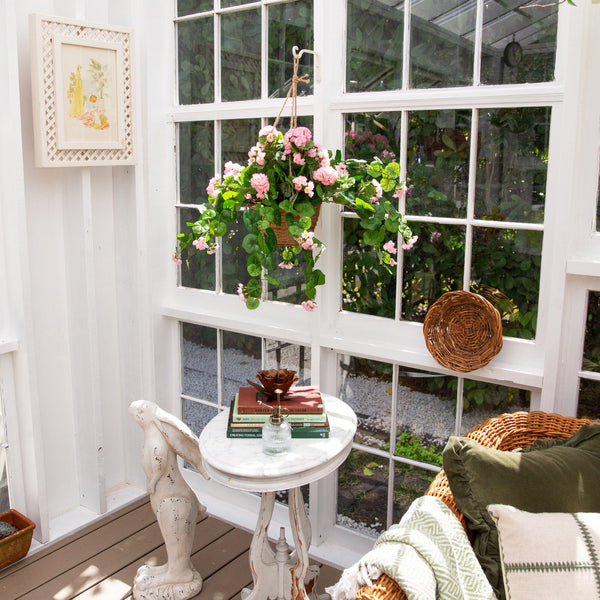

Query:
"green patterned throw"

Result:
[[327, 496, 496, 600]]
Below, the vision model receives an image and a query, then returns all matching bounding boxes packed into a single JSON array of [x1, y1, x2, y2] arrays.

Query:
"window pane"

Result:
[[402, 223, 465, 323], [460, 380, 530, 430], [410, 0, 475, 88], [339, 355, 392, 450], [476, 107, 550, 224], [267, 247, 311, 306], [347, 0, 403, 93], [264, 340, 311, 386], [178, 18, 214, 104], [179, 121, 214, 205], [583, 291, 600, 373], [393, 461, 436, 523], [222, 213, 254, 296], [406, 109, 471, 218], [223, 332, 262, 406], [578, 379, 600, 421], [471, 229, 542, 340], [222, 118, 260, 168], [343, 217, 396, 318], [345, 112, 400, 163], [184, 399, 219, 448], [182, 323, 219, 402], [268, 0, 314, 98], [221, 9, 261, 102], [177, 0, 213, 17], [222, 0, 255, 6], [481, 3, 558, 85], [179, 207, 216, 290], [338, 448, 388, 538]]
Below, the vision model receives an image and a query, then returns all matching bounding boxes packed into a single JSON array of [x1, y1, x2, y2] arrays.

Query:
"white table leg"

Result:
[[289, 486, 313, 600], [242, 491, 279, 600]]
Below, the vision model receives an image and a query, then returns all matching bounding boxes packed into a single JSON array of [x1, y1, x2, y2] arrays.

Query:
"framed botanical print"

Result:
[[29, 14, 135, 167]]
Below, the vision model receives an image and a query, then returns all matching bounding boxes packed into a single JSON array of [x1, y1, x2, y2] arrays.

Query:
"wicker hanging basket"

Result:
[[423, 290, 503, 372], [269, 204, 321, 246]]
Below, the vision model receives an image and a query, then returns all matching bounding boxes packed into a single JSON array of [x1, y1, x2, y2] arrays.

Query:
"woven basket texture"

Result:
[[0, 509, 35, 570], [269, 204, 320, 246], [423, 290, 503, 372], [355, 411, 595, 600]]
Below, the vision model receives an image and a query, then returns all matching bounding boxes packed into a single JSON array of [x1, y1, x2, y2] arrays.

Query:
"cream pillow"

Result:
[[488, 504, 600, 600]]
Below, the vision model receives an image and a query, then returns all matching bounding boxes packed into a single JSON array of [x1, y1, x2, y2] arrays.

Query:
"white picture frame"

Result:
[[29, 14, 135, 167]]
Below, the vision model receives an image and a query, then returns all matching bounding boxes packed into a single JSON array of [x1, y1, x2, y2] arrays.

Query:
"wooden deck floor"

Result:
[[0, 496, 341, 600]]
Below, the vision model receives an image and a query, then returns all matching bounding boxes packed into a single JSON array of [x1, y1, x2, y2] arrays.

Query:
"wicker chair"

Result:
[[355, 410, 595, 600]]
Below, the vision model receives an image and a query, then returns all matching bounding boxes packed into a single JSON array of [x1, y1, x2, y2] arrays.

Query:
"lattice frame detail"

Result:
[[30, 14, 135, 167]]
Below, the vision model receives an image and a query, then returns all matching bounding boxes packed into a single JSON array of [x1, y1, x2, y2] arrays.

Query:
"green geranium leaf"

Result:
[[247, 254, 262, 277], [211, 221, 227, 237], [363, 229, 384, 246], [246, 278, 261, 297], [295, 201, 315, 218], [279, 199, 295, 214], [245, 297, 260, 310], [242, 233, 260, 254]]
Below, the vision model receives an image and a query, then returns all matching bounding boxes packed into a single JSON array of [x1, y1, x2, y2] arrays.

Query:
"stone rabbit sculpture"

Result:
[[129, 400, 209, 600]]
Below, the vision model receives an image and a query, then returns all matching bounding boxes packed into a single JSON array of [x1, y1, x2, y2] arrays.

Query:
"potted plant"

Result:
[[0, 509, 35, 570], [175, 123, 416, 311]]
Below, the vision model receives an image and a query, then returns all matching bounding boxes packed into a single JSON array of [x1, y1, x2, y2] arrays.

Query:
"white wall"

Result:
[[1, 0, 151, 542]]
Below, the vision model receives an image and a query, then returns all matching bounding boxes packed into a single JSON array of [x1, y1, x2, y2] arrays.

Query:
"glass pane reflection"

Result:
[[476, 107, 550, 224], [583, 291, 600, 373], [179, 207, 216, 291], [578, 379, 600, 421], [410, 0, 475, 88], [178, 18, 214, 104], [179, 121, 214, 205], [182, 323, 218, 402], [221, 9, 261, 102], [481, 2, 558, 85]]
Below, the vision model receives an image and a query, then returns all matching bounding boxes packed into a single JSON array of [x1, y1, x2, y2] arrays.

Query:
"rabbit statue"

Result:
[[129, 400, 209, 600]]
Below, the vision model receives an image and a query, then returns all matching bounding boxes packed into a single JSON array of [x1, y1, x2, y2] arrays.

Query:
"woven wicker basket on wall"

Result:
[[423, 290, 503, 372], [269, 204, 321, 246]]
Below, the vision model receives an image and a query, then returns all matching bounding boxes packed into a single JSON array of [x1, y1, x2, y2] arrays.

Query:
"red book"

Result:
[[236, 386, 323, 415]]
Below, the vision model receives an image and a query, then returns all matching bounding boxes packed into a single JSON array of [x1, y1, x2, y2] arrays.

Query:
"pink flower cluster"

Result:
[[171, 253, 182, 265], [292, 176, 315, 198], [193, 237, 209, 251], [278, 261, 294, 270], [223, 161, 243, 179], [206, 176, 220, 198], [251, 173, 270, 199], [259, 125, 278, 143], [284, 126, 312, 150], [248, 144, 266, 166], [383, 240, 396, 255], [301, 300, 317, 312], [313, 166, 338, 186], [236, 283, 246, 303], [297, 231, 318, 251], [402, 235, 418, 250]]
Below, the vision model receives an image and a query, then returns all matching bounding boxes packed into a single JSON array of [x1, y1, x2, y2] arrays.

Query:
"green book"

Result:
[[226, 426, 330, 439], [231, 393, 327, 424]]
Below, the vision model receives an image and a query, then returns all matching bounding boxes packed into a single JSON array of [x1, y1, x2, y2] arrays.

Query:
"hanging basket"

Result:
[[423, 290, 503, 373], [269, 204, 321, 246]]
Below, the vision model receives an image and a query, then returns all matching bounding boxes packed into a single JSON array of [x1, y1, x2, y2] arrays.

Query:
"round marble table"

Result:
[[199, 395, 357, 600]]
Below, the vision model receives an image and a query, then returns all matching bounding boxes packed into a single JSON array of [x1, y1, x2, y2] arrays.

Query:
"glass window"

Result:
[[346, 0, 403, 93], [0, 390, 8, 512], [410, 0, 475, 88], [596, 162, 600, 232], [221, 9, 261, 102], [476, 107, 550, 224], [268, 0, 314, 98], [583, 291, 600, 374], [178, 18, 214, 104], [481, 3, 558, 85], [178, 0, 213, 17]]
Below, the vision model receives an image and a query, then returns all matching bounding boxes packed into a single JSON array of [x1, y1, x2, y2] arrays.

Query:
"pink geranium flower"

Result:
[[313, 166, 338, 186], [206, 176, 220, 197], [383, 240, 397, 255], [297, 231, 318, 251], [223, 161, 243, 179], [236, 283, 246, 303], [171, 253, 182, 265], [402, 235, 418, 250], [293, 176, 308, 191], [251, 173, 270, 199], [193, 237, 209, 251], [301, 300, 317, 312]]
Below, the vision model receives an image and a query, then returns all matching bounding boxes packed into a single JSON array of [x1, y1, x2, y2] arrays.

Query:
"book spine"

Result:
[[226, 429, 330, 439], [231, 412, 327, 423]]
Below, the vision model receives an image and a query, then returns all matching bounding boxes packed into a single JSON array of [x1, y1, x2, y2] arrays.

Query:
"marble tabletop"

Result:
[[198, 394, 357, 492]]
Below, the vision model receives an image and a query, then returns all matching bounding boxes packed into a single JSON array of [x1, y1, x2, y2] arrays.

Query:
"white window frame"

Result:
[[155, 0, 596, 567]]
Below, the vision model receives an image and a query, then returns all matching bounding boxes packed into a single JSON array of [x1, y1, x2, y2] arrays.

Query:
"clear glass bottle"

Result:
[[261, 389, 292, 455]]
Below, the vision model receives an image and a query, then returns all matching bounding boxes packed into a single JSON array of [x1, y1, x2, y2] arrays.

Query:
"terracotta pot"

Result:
[[0, 509, 35, 570]]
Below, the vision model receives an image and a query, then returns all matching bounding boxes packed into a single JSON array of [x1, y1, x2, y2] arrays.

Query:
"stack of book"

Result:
[[227, 386, 329, 438]]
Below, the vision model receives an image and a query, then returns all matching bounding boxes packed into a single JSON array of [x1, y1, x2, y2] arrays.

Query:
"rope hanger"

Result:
[[273, 46, 316, 130]]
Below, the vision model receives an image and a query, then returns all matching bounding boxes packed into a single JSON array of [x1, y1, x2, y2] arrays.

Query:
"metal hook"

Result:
[[291, 46, 320, 83], [292, 46, 316, 60]]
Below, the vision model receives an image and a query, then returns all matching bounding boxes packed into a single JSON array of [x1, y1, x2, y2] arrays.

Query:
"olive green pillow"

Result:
[[443, 425, 600, 600]]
